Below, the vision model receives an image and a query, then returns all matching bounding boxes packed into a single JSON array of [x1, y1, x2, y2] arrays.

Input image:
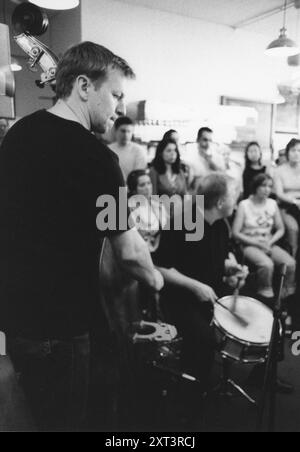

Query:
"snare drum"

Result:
[[213, 296, 273, 364]]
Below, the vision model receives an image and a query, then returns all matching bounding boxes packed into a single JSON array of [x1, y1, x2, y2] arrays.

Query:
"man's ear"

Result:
[[76, 75, 92, 101], [217, 198, 223, 210]]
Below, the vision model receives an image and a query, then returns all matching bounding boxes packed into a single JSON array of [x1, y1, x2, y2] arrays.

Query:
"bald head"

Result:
[[198, 172, 236, 219]]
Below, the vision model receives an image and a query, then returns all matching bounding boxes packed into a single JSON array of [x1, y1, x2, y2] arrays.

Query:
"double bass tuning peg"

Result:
[[27, 58, 39, 73]]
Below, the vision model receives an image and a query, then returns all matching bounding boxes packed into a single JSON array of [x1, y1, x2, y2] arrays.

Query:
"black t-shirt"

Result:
[[154, 207, 230, 300], [243, 166, 266, 199], [0, 110, 127, 339]]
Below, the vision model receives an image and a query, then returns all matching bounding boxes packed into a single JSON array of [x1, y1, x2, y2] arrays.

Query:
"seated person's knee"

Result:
[[262, 259, 275, 273]]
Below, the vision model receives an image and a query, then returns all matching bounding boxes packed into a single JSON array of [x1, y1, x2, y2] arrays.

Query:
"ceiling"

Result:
[[116, 0, 300, 38]]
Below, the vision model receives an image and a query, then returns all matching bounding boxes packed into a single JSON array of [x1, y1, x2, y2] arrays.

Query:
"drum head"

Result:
[[214, 296, 273, 345]]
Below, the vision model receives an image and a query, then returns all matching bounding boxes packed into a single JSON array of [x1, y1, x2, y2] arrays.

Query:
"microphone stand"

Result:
[[256, 264, 287, 432]]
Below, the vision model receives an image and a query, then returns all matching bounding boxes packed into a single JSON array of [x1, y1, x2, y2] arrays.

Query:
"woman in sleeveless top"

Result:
[[233, 174, 296, 302]]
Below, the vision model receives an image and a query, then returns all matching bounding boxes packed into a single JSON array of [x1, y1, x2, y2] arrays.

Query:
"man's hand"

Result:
[[224, 254, 249, 289], [225, 253, 246, 276], [191, 281, 218, 303], [225, 266, 248, 289]]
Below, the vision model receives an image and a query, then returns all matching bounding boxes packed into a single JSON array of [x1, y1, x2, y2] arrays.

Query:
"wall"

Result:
[[50, 6, 82, 57], [81, 0, 290, 110], [1, 0, 293, 131]]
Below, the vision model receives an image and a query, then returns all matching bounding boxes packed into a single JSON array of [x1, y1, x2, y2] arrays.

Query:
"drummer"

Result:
[[154, 173, 248, 389]]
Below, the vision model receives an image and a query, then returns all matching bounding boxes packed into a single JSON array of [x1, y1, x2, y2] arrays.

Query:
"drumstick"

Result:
[[215, 300, 249, 327], [233, 279, 241, 309]]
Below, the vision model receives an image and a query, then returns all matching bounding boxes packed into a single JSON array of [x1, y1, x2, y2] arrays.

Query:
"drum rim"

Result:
[[213, 295, 272, 347], [220, 350, 267, 365], [213, 319, 270, 347]]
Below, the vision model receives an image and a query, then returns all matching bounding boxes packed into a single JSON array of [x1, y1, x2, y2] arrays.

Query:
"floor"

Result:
[[201, 339, 300, 432], [119, 337, 300, 433]]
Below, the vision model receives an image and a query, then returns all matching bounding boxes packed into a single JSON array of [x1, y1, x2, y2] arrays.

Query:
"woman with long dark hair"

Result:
[[243, 141, 267, 199], [162, 129, 180, 143], [149, 138, 188, 200]]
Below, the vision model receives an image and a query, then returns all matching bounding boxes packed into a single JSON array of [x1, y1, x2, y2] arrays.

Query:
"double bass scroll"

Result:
[[12, 3, 59, 91]]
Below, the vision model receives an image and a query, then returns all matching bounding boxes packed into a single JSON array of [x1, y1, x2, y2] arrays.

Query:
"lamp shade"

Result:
[[29, 0, 79, 10], [266, 28, 300, 57], [11, 57, 22, 72], [288, 53, 300, 66]]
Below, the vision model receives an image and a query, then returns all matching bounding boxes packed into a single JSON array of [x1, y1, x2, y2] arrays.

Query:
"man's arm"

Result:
[[110, 228, 164, 292], [157, 267, 217, 303]]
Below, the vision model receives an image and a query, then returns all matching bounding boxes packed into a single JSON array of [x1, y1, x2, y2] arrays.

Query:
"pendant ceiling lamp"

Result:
[[266, 0, 299, 57], [288, 6, 300, 66], [29, 0, 80, 10]]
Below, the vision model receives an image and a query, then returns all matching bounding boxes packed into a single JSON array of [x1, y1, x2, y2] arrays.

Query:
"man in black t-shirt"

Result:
[[154, 174, 248, 388], [0, 42, 163, 431]]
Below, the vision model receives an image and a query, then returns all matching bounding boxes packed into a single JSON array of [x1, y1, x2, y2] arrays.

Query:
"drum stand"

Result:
[[147, 292, 207, 429], [256, 265, 287, 432], [215, 357, 257, 406]]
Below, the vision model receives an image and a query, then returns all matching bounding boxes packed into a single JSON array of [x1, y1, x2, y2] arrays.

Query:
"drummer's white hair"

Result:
[[197, 173, 234, 210]]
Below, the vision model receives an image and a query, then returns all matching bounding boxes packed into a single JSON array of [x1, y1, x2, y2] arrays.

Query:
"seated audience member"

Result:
[[184, 127, 226, 191], [127, 170, 167, 254], [162, 129, 192, 190], [163, 129, 180, 143], [233, 174, 296, 303], [154, 173, 248, 388], [149, 138, 188, 214], [109, 116, 147, 180], [223, 145, 243, 200], [243, 141, 267, 199], [146, 141, 157, 165], [0, 118, 9, 147], [276, 148, 287, 167], [273, 138, 300, 258]]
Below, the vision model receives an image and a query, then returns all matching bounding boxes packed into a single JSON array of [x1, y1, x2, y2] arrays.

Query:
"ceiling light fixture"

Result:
[[266, 0, 299, 57], [288, 5, 300, 66], [29, 0, 80, 10]]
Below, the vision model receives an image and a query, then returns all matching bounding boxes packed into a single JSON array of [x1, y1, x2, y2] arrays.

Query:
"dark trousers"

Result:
[[161, 292, 215, 389], [0, 355, 36, 431], [7, 333, 90, 432]]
